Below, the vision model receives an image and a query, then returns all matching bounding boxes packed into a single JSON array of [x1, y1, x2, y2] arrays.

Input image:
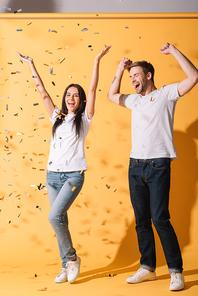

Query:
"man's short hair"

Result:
[[128, 61, 155, 83]]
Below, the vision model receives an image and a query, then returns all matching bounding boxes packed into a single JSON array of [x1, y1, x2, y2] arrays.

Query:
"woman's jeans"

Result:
[[128, 158, 183, 273], [47, 171, 84, 268]]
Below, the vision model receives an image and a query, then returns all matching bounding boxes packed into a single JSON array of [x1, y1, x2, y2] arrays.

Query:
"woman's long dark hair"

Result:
[[52, 84, 86, 138]]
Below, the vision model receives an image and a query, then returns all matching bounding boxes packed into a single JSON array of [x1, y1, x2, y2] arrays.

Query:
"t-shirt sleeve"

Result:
[[162, 83, 181, 101], [83, 109, 93, 125], [50, 107, 60, 124], [123, 94, 133, 110]]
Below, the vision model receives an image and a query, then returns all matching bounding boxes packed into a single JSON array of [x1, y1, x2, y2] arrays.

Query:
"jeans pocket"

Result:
[[152, 158, 170, 170], [129, 158, 138, 169]]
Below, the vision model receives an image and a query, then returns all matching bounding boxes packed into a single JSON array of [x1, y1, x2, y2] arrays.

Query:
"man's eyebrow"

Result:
[[129, 73, 139, 78]]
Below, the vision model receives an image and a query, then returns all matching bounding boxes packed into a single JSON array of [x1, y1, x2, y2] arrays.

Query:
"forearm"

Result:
[[89, 58, 100, 92], [108, 67, 124, 101], [29, 61, 54, 117], [29, 61, 46, 94], [171, 46, 198, 81]]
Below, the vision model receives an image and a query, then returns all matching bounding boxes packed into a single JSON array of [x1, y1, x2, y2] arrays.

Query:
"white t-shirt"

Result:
[[47, 107, 92, 172], [123, 83, 181, 160]]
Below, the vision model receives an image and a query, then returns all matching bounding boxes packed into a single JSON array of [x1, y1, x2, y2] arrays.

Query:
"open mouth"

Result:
[[134, 84, 140, 90], [68, 102, 75, 106]]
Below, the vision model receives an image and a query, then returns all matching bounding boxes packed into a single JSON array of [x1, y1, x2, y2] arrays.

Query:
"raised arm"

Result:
[[160, 43, 198, 97], [86, 45, 111, 120], [108, 57, 132, 107], [15, 52, 55, 118]]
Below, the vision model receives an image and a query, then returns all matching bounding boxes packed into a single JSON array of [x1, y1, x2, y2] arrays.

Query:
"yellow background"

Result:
[[0, 13, 198, 296]]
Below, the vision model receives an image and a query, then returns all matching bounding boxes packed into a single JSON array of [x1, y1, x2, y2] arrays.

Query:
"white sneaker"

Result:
[[55, 268, 67, 283], [66, 256, 81, 283], [126, 267, 156, 284], [169, 272, 184, 291]]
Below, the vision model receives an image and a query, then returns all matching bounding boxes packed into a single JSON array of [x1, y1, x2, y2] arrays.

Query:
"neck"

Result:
[[141, 84, 157, 97]]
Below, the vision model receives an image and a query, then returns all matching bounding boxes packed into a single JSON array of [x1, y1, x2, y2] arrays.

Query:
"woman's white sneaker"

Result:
[[169, 273, 184, 291], [66, 256, 81, 283], [55, 268, 67, 283], [126, 267, 156, 284]]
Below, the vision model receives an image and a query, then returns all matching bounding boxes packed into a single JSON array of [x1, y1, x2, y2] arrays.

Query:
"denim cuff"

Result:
[[169, 268, 183, 274], [141, 264, 155, 272]]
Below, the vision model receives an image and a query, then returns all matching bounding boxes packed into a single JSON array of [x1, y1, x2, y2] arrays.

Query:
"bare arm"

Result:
[[160, 43, 198, 97], [86, 45, 111, 120], [15, 52, 55, 118], [108, 57, 132, 107]]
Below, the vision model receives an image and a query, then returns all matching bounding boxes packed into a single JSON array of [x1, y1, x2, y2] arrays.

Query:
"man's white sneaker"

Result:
[[55, 268, 67, 283], [126, 267, 156, 284], [66, 256, 81, 283], [169, 272, 184, 291]]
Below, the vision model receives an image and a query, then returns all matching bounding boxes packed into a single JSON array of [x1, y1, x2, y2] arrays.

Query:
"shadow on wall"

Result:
[[3, 0, 57, 13], [76, 119, 198, 283]]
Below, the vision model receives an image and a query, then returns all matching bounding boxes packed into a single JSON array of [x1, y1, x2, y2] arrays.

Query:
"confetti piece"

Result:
[[3, 158, 9, 161], [27, 22, 32, 26], [80, 170, 84, 174], [33, 103, 39, 106], [106, 184, 110, 189], [60, 58, 65, 64], [14, 9, 22, 13], [16, 132, 24, 135], [48, 29, 57, 33], [3, 6, 11, 11], [50, 68, 53, 74], [52, 81, 55, 86], [16, 29, 23, 32], [81, 28, 88, 32], [71, 187, 76, 191], [37, 287, 47, 291], [113, 188, 117, 192], [105, 273, 117, 277]]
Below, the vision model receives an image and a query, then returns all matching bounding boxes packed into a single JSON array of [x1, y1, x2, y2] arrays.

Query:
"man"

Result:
[[108, 43, 198, 291]]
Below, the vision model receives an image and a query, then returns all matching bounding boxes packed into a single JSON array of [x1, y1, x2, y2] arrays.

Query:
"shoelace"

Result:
[[58, 268, 67, 276], [133, 268, 144, 278], [171, 273, 181, 284]]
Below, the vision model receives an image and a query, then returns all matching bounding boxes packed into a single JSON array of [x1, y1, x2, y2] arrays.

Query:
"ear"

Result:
[[147, 72, 152, 81]]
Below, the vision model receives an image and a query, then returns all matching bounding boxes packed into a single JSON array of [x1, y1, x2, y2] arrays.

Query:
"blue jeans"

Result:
[[128, 158, 183, 273], [47, 171, 84, 268]]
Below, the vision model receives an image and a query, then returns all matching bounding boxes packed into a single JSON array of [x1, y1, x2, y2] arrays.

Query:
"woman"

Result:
[[15, 45, 111, 283]]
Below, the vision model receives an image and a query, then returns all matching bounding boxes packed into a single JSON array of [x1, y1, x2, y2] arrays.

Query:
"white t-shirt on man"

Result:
[[47, 107, 92, 172], [123, 83, 181, 160]]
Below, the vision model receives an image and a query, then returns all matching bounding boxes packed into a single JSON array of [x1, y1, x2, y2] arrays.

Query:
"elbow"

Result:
[[193, 69, 198, 85], [107, 91, 112, 101]]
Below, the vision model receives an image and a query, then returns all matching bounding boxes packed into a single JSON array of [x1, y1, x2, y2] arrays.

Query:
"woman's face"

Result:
[[65, 86, 80, 114]]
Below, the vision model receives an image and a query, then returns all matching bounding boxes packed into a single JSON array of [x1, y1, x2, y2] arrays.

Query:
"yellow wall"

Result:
[[0, 13, 198, 273]]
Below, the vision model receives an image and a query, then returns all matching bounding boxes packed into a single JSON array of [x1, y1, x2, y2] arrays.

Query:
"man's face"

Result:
[[129, 66, 148, 96]]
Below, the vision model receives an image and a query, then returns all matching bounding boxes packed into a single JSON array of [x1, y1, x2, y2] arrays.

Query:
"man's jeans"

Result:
[[128, 158, 183, 273], [47, 171, 84, 268]]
